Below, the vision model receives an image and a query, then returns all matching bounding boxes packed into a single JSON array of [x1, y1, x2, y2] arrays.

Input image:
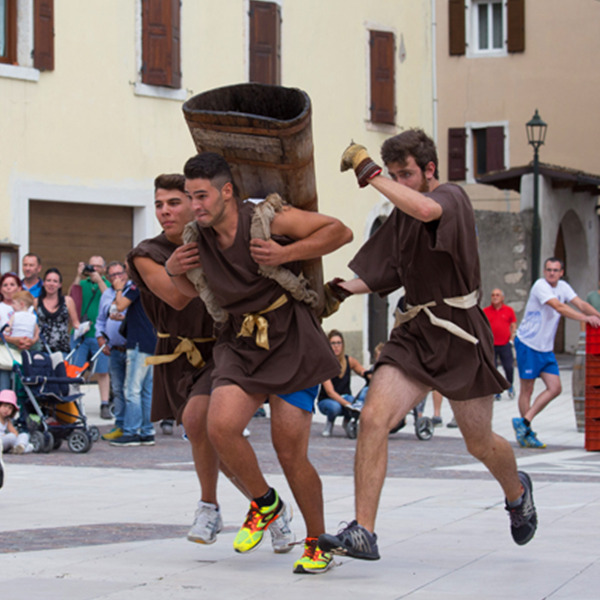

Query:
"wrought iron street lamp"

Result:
[[526, 109, 548, 285]]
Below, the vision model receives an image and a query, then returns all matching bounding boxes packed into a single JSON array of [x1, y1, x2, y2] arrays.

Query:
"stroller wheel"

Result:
[[67, 430, 92, 454], [88, 426, 100, 443], [345, 420, 358, 439], [53, 437, 63, 450], [415, 416, 434, 441], [41, 431, 54, 453], [30, 430, 45, 453]]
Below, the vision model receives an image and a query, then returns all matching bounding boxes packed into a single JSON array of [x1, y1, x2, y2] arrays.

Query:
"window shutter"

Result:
[[507, 0, 525, 53], [370, 31, 395, 125], [249, 1, 281, 85], [486, 126, 505, 172], [33, 0, 54, 70], [0, 0, 17, 64], [448, 0, 466, 56], [448, 128, 467, 181], [141, 0, 181, 88]]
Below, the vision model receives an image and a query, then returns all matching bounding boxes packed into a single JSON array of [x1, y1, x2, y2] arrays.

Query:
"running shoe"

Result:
[[101, 427, 123, 441], [431, 416, 443, 427], [508, 386, 516, 400], [505, 471, 537, 545], [293, 537, 333, 574], [269, 500, 295, 553], [318, 520, 380, 560], [523, 429, 546, 449], [494, 393, 502, 401], [187, 500, 223, 544], [233, 493, 284, 553], [512, 417, 528, 446]]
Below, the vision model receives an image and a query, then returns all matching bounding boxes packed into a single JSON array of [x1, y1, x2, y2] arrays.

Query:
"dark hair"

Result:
[[381, 128, 439, 179], [183, 152, 239, 197], [40, 267, 64, 302], [0, 272, 22, 302], [23, 252, 42, 266], [545, 257, 564, 270], [154, 173, 185, 193], [106, 260, 126, 273]]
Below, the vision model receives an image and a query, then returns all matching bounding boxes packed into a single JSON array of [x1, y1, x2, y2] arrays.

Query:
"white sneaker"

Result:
[[24, 443, 34, 454], [269, 501, 295, 553], [187, 501, 223, 544], [243, 428, 251, 438], [12, 444, 25, 455], [321, 421, 333, 437]]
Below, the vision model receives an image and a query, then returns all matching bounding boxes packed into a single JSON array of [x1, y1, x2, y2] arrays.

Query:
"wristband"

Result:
[[327, 278, 353, 302], [165, 263, 177, 277]]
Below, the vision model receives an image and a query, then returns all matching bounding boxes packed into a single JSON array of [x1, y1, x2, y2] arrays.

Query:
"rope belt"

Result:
[[237, 294, 288, 350], [394, 290, 480, 345], [145, 333, 216, 369]]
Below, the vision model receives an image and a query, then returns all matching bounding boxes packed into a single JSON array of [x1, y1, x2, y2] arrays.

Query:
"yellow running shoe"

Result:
[[101, 427, 123, 441], [293, 538, 333, 574], [233, 495, 282, 553]]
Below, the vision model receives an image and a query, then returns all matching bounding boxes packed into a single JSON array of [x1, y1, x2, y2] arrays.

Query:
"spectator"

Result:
[[4, 290, 39, 351], [110, 280, 157, 447], [68, 256, 111, 419], [0, 389, 33, 454], [35, 268, 80, 355], [96, 261, 130, 441], [21, 253, 43, 298], [318, 330, 369, 437], [0, 274, 23, 391], [483, 288, 517, 400]]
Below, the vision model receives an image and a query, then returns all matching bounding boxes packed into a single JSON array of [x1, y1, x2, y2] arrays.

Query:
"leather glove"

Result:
[[340, 142, 382, 188], [321, 278, 353, 319]]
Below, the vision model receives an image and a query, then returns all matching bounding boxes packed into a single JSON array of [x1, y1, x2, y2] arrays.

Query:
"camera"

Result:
[[82, 264, 95, 275]]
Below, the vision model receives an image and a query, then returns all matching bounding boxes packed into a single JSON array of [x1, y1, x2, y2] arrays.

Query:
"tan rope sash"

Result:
[[145, 333, 216, 369], [394, 290, 480, 345], [237, 294, 288, 350]]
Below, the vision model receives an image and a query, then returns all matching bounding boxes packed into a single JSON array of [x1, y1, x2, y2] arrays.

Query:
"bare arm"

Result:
[[65, 296, 81, 329], [321, 379, 353, 407], [348, 355, 368, 377], [368, 176, 443, 222], [546, 297, 600, 327], [570, 296, 600, 319], [250, 206, 353, 266], [163, 243, 204, 299], [133, 255, 196, 310]]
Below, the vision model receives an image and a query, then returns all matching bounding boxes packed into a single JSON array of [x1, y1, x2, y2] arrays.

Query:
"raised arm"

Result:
[[546, 297, 600, 327]]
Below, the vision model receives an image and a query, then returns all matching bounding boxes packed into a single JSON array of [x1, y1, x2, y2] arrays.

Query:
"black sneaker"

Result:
[[505, 471, 537, 545], [318, 520, 380, 560], [139, 435, 155, 446], [110, 434, 141, 447], [100, 403, 113, 420]]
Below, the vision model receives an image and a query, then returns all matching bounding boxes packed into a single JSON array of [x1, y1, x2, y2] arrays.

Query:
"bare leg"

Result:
[[355, 365, 430, 532], [95, 372, 110, 403], [450, 396, 522, 503], [523, 372, 561, 423], [517, 378, 535, 419], [432, 390, 443, 417], [207, 385, 270, 499], [270, 394, 324, 537]]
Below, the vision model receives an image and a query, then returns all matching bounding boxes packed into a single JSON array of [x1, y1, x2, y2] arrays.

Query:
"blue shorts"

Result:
[[276, 385, 319, 413], [514, 337, 559, 379], [70, 336, 109, 374]]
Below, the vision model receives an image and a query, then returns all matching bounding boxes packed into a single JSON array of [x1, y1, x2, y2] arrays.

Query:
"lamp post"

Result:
[[526, 109, 548, 286]]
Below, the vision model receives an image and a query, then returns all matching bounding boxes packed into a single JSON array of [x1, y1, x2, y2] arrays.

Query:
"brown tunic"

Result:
[[194, 201, 339, 395], [127, 233, 215, 423], [349, 183, 507, 400]]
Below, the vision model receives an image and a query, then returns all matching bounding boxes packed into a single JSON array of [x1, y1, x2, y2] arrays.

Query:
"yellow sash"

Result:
[[237, 294, 288, 350], [145, 333, 215, 369]]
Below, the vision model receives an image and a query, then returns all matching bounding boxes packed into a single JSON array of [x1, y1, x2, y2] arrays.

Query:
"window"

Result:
[[369, 30, 395, 125], [0, 0, 53, 73], [449, 0, 525, 57], [249, 1, 281, 85], [0, 0, 17, 64], [447, 125, 506, 182], [141, 0, 181, 88]]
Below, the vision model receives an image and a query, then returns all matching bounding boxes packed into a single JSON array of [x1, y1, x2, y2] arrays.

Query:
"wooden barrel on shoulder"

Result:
[[182, 83, 323, 312], [572, 331, 586, 433]]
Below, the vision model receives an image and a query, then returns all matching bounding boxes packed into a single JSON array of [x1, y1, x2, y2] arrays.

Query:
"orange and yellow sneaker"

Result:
[[293, 537, 333, 574], [233, 494, 283, 553]]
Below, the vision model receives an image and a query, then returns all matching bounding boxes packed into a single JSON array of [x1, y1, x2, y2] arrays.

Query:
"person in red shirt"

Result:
[[483, 289, 517, 400]]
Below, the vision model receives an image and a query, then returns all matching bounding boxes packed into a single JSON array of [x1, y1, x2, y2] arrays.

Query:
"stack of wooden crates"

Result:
[[585, 324, 600, 450]]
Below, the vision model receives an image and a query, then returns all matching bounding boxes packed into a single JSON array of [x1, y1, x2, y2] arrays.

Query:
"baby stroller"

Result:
[[1, 326, 99, 453], [342, 373, 434, 441]]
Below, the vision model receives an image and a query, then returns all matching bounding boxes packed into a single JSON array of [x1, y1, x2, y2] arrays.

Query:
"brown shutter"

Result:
[[141, 0, 181, 88], [0, 0, 17, 64], [448, 0, 466, 56], [33, 0, 54, 70], [249, 1, 281, 85], [486, 126, 505, 172], [370, 31, 395, 125], [448, 128, 467, 181], [507, 0, 525, 53]]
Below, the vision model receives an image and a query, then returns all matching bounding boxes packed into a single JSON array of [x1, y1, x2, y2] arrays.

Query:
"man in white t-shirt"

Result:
[[513, 257, 600, 448]]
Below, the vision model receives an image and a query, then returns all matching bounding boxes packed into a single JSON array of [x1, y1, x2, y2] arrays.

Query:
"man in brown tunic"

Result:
[[127, 174, 293, 552], [319, 130, 537, 561], [166, 153, 353, 574]]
